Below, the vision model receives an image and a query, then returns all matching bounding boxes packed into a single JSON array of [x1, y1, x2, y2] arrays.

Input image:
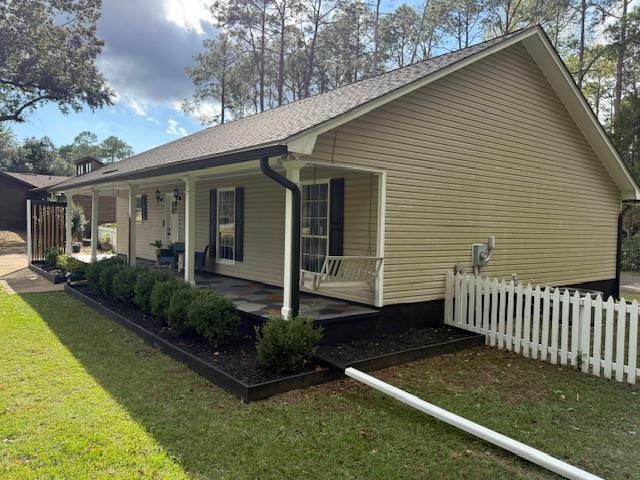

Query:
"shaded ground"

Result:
[[1, 290, 639, 479], [0, 230, 26, 255]]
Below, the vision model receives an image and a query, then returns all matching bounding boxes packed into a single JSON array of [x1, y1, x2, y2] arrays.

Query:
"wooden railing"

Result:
[[301, 256, 383, 290]]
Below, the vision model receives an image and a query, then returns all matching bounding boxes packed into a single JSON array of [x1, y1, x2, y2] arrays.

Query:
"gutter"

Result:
[[50, 145, 288, 193], [616, 200, 640, 298], [259, 156, 300, 317]]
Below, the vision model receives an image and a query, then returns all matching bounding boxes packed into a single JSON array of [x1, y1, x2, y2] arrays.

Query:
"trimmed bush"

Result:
[[87, 256, 127, 291], [166, 283, 197, 333], [150, 279, 182, 320], [134, 270, 170, 311], [186, 289, 240, 345], [98, 263, 126, 297], [622, 234, 640, 271], [255, 316, 323, 373], [112, 267, 142, 302]]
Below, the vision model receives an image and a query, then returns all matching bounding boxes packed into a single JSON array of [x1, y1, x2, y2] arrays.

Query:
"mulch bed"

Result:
[[317, 326, 475, 366], [71, 285, 319, 385]]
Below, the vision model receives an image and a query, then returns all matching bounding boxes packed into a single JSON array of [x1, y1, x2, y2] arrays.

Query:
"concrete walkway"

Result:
[[0, 230, 63, 294]]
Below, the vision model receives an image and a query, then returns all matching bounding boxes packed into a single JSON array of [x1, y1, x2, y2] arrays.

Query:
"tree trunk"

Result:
[[576, 0, 587, 89], [614, 0, 629, 122], [372, 0, 381, 73]]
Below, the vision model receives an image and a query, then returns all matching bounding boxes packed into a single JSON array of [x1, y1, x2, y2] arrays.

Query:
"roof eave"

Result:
[[50, 144, 289, 192]]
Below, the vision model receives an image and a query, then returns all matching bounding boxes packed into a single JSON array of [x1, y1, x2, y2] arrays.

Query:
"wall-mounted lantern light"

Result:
[[173, 188, 182, 202], [155, 190, 163, 205]]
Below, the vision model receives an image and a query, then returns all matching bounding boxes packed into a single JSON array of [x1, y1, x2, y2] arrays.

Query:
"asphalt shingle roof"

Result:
[[2, 171, 70, 189], [54, 28, 528, 191]]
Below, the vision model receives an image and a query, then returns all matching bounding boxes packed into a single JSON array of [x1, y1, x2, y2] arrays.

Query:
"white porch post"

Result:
[[128, 184, 137, 266], [183, 176, 196, 285], [65, 194, 72, 254], [26, 199, 32, 263], [375, 172, 387, 308], [90, 190, 99, 262], [281, 159, 305, 319]]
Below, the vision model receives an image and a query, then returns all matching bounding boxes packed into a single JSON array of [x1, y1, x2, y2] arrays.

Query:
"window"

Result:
[[136, 194, 148, 223], [301, 182, 329, 273], [217, 188, 235, 262]]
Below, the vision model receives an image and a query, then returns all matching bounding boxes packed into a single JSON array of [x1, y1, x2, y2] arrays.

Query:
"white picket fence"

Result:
[[444, 271, 640, 384]]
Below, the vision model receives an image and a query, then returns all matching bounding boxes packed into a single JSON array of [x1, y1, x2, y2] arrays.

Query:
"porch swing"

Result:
[[299, 167, 383, 295]]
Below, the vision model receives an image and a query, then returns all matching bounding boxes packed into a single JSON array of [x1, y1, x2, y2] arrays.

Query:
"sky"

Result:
[[11, 0, 217, 153], [11, 0, 414, 155]]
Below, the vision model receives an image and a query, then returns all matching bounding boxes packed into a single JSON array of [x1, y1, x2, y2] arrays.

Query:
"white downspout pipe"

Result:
[[90, 190, 99, 263], [345, 368, 602, 480]]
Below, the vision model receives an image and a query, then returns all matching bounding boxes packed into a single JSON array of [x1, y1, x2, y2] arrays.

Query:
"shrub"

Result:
[[69, 202, 87, 242], [134, 270, 170, 311], [166, 283, 196, 333], [255, 316, 323, 373], [56, 254, 87, 273], [98, 263, 126, 297], [186, 290, 240, 345], [112, 266, 142, 302], [622, 234, 640, 271], [87, 256, 126, 292], [149, 279, 181, 320], [44, 247, 63, 267]]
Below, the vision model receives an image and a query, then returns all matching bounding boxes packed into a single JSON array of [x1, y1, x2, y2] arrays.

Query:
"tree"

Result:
[[100, 136, 133, 163], [0, 125, 19, 170], [443, 0, 483, 49], [185, 32, 241, 124], [59, 131, 102, 162], [18, 136, 70, 175], [379, 5, 421, 69], [0, 0, 113, 123]]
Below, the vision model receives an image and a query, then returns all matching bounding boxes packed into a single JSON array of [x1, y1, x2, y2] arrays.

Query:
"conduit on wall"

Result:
[[345, 368, 602, 480]]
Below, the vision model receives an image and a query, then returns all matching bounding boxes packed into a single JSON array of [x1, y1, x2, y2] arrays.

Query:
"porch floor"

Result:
[[195, 273, 378, 321]]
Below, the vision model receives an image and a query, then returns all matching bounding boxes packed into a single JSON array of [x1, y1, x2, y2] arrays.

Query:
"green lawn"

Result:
[[1, 290, 639, 479]]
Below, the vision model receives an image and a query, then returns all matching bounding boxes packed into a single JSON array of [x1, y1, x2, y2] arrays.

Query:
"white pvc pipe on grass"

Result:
[[345, 367, 602, 480]]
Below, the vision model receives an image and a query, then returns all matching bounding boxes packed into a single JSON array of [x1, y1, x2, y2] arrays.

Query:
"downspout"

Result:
[[260, 156, 301, 317], [616, 200, 640, 298]]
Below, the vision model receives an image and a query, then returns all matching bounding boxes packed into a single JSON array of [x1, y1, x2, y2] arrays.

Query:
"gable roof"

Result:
[[1, 171, 70, 189], [51, 26, 639, 200]]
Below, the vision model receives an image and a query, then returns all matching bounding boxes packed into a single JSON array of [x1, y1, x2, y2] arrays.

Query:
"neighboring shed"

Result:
[[0, 171, 69, 230]]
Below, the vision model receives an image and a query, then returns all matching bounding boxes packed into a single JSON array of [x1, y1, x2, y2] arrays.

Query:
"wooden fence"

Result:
[[444, 271, 640, 384], [28, 200, 67, 263]]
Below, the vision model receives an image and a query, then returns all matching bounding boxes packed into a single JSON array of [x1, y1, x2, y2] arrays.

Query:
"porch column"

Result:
[[183, 176, 196, 285], [65, 194, 72, 254], [90, 190, 99, 262], [128, 184, 137, 266], [282, 159, 305, 319]]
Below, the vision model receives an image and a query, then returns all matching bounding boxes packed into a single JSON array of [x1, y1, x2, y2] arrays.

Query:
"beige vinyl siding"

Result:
[[194, 168, 377, 295], [115, 184, 185, 261], [308, 43, 621, 305]]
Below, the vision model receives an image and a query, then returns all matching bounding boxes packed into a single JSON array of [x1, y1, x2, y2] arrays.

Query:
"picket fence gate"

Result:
[[444, 271, 640, 384]]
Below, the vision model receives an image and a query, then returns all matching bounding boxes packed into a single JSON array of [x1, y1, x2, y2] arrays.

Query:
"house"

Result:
[[48, 26, 640, 329], [0, 171, 69, 230]]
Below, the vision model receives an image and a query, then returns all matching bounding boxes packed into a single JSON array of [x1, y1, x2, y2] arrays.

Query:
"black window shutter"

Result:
[[235, 187, 244, 262], [142, 194, 148, 220], [209, 189, 217, 257], [329, 178, 344, 256]]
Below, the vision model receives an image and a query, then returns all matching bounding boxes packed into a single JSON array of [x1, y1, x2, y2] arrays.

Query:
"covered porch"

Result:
[[62, 154, 386, 318]]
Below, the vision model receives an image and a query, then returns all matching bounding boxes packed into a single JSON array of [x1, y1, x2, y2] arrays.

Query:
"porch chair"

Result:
[[194, 245, 210, 273], [158, 247, 175, 268]]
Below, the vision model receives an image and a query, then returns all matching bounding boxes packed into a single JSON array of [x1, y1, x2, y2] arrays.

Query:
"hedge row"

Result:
[[84, 258, 323, 372], [85, 259, 240, 346]]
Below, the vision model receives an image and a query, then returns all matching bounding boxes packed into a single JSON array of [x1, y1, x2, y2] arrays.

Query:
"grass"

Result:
[[1, 290, 639, 479]]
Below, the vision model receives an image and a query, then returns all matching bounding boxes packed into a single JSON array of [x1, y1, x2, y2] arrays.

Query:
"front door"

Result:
[[164, 193, 179, 245]]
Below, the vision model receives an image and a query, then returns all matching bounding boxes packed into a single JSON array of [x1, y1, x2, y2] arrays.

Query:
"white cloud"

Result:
[[126, 97, 148, 117], [167, 118, 188, 136], [162, 0, 211, 35]]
